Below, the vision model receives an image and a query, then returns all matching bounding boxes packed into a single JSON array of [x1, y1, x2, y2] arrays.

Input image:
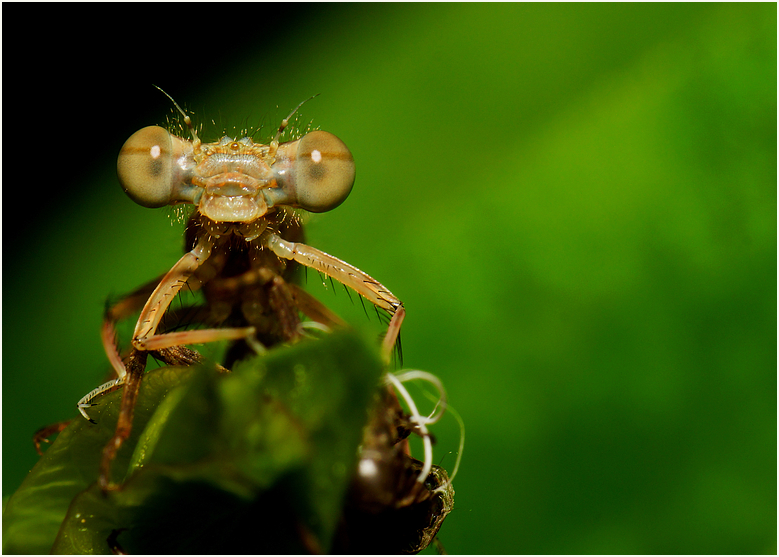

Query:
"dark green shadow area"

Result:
[[3, 331, 383, 554]]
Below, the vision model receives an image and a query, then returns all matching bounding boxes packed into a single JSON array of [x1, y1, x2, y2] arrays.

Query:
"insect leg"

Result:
[[33, 421, 71, 455], [71, 320, 128, 423], [77, 376, 126, 423], [132, 234, 215, 349], [287, 282, 347, 330], [101, 274, 165, 379], [129, 234, 258, 352], [381, 306, 405, 363], [99, 349, 147, 490], [265, 234, 402, 315], [267, 274, 303, 341], [265, 233, 404, 362], [139, 327, 256, 351], [79, 275, 189, 422]]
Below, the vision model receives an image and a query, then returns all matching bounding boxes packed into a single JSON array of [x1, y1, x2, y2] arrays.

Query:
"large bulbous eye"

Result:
[[117, 126, 189, 208], [271, 131, 355, 213]]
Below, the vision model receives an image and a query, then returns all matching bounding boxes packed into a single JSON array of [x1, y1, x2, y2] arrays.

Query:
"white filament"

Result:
[[385, 369, 464, 491], [384, 372, 433, 483]]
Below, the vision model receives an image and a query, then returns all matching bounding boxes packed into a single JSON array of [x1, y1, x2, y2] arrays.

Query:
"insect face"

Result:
[[117, 125, 355, 224]]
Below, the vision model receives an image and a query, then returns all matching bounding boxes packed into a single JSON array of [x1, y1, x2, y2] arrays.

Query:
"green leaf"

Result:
[[2, 366, 192, 555], [3, 330, 383, 554]]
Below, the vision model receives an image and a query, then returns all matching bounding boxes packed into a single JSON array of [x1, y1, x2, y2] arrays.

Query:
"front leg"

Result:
[[78, 234, 221, 423], [132, 234, 214, 349], [125, 233, 255, 352], [88, 234, 232, 490], [264, 233, 404, 362]]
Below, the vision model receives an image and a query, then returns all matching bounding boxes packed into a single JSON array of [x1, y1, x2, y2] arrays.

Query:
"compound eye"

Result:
[[293, 131, 355, 212], [117, 126, 179, 208]]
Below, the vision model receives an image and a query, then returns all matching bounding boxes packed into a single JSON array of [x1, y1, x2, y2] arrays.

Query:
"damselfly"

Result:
[[30, 90, 460, 553], [62, 89, 404, 489]]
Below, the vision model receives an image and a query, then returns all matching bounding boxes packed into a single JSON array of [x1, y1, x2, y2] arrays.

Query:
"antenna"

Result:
[[268, 94, 320, 161], [153, 84, 201, 150]]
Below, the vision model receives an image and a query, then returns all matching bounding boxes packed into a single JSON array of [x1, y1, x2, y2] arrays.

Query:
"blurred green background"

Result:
[[4, 3, 776, 554]]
